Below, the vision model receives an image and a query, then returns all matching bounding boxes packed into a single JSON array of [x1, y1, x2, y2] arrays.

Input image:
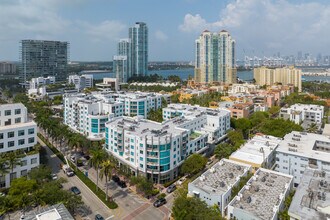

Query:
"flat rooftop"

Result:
[[0, 120, 36, 131], [165, 103, 230, 118], [24, 203, 74, 220], [288, 168, 330, 220], [106, 116, 190, 140], [230, 135, 282, 165], [230, 168, 293, 220], [190, 159, 251, 195], [277, 131, 330, 162]]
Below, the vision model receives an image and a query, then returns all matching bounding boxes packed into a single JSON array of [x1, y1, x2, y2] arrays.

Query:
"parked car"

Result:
[[166, 184, 176, 193], [112, 175, 120, 183], [118, 180, 127, 188], [153, 198, 167, 207], [51, 173, 58, 180], [63, 165, 74, 177], [70, 186, 81, 195], [95, 214, 104, 220]]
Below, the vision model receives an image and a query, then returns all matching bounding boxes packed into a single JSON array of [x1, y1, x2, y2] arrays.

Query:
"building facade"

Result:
[[188, 159, 251, 215], [0, 103, 39, 188], [194, 30, 236, 84], [20, 40, 69, 83], [0, 62, 16, 75], [68, 74, 93, 91], [105, 116, 208, 183], [254, 66, 302, 92], [29, 76, 56, 89], [113, 55, 128, 83], [227, 168, 293, 220], [279, 104, 324, 124], [275, 131, 330, 186]]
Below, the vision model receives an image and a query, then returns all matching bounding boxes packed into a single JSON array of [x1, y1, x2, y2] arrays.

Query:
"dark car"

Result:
[[118, 180, 127, 188], [112, 175, 120, 183], [153, 198, 167, 207], [70, 186, 81, 195], [95, 214, 104, 220], [166, 184, 176, 193]]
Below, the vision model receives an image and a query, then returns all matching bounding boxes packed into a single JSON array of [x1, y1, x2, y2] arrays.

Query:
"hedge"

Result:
[[38, 133, 118, 209]]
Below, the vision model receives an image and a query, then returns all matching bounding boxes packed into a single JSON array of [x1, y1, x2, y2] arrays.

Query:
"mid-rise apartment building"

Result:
[[288, 168, 330, 220], [228, 103, 254, 118], [229, 134, 282, 172], [64, 91, 170, 139], [162, 104, 231, 144], [254, 66, 302, 92], [0, 103, 39, 188], [0, 62, 16, 75], [280, 104, 324, 124], [188, 159, 251, 215], [105, 116, 208, 183], [275, 131, 330, 186], [227, 168, 293, 220], [68, 74, 93, 91], [29, 76, 56, 89], [194, 30, 236, 84]]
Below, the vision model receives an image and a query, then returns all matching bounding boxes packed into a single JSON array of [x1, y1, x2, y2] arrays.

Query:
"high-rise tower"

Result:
[[194, 30, 236, 84]]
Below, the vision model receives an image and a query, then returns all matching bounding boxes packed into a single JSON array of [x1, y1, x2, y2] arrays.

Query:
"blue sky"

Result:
[[0, 0, 329, 61]]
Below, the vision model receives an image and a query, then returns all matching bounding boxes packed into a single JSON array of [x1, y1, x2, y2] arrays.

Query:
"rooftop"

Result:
[[190, 159, 251, 195], [230, 135, 282, 165], [288, 168, 330, 220], [230, 168, 293, 220], [24, 203, 74, 220], [165, 103, 230, 118], [277, 131, 330, 162]]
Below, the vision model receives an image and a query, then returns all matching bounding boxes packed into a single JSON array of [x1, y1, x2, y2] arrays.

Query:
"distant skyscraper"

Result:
[[129, 22, 148, 77], [113, 55, 128, 83], [194, 30, 236, 84], [20, 40, 69, 83]]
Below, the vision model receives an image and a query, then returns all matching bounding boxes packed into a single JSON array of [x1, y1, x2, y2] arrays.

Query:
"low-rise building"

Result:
[[275, 131, 330, 186], [229, 134, 282, 172], [24, 203, 74, 220], [280, 104, 324, 124], [188, 159, 251, 215], [288, 168, 330, 220], [0, 103, 39, 188], [227, 168, 293, 220], [228, 84, 259, 95], [29, 76, 56, 89], [105, 116, 208, 183], [96, 78, 119, 91], [162, 104, 231, 144], [68, 74, 93, 91], [228, 103, 254, 118]]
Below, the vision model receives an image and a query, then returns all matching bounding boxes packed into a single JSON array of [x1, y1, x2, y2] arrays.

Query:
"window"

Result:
[[0, 176, 5, 188], [10, 172, 17, 181], [8, 141, 14, 147], [28, 128, 34, 135], [28, 137, 34, 144], [21, 160, 27, 166], [21, 170, 27, 176], [7, 132, 14, 138], [5, 110, 11, 116], [15, 109, 21, 115], [31, 158, 37, 164], [15, 117, 21, 123], [0, 133, 3, 139], [18, 139, 25, 145], [18, 130, 25, 136], [0, 143, 3, 149]]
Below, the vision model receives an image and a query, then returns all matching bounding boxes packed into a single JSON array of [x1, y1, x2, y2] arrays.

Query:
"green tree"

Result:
[[100, 160, 114, 201], [89, 148, 107, 191], [130, 176, 154, 197], [214, 143, 235, 160], [268, 106, 280, 116], [28, 165, 52, 184], [147, 108, 163, 122], [5, 151, 22, 173], [181, 154, 207, 176]]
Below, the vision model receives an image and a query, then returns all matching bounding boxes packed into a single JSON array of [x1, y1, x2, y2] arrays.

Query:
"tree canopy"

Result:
[[180, 154, 207, 176]]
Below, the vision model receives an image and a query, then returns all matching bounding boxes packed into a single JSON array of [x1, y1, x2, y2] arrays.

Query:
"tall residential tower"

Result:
[[20, 40, 69, 83], [194, 30, 236, 84]]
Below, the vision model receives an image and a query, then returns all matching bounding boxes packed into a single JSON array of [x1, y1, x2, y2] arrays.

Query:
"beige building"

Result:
[[254, 66, 302, 92]]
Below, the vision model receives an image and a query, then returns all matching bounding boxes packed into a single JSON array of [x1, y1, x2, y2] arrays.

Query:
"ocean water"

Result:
[[91, 69, 330, 82]]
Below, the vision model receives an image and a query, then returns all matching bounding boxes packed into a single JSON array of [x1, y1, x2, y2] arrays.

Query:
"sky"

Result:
[[0, 0, 329, 62]]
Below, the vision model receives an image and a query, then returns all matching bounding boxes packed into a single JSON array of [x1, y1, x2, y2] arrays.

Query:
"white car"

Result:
[[51, 173, 58, 180]]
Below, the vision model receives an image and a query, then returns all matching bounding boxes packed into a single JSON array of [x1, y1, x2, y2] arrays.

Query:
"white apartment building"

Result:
[[162, 104, 231, 144], [275, 131, 330, 186], [228, 84, 260, 95], [105, 116, 209, 183], [229, 134, 282, 172], [227, 168, 293, 220], [68, 74, 93, 91], [280, 104, 324, 124], [0, 103, 39, 188], [64, 91, 170, 140], [29, 76, 56, 89], [288, 168, 330, 220], [188, 159, 251, 216]]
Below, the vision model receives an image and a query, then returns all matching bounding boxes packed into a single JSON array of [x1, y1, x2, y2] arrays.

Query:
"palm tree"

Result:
[[88, 148, 107, 191], [99, 160, 114, 201], [0, 155, 9, 177], [6, 151, 22, 174]]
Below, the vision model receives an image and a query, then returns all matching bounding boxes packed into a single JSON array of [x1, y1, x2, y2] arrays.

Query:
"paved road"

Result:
[[38, 137, 115, 219]]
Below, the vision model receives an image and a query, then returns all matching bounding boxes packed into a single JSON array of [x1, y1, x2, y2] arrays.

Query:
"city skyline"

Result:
[[0, 0, 329, 61]]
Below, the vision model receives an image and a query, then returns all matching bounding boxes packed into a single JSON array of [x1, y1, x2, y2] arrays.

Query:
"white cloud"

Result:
[[155, 30, 168, 41], [179, 0, 330, 55]]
